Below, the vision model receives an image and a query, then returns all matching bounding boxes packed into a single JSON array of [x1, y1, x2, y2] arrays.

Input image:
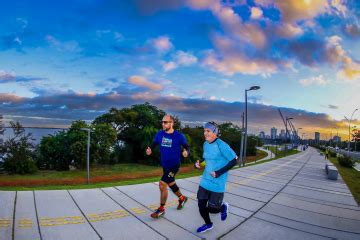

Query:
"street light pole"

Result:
[[297, 127, 302, 145], [344, 108, 358, 155], [352, 126, 357, 152], [243, 86, 260, 164], [239, 112, 245, 166], [80, 128, 92, 184]]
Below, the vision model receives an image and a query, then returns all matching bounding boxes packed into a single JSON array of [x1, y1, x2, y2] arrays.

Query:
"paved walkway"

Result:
[[1, 147, 359, 240]]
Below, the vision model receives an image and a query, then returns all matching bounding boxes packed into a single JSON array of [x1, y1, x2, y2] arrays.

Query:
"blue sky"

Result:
[[0, 0, 359, 140]]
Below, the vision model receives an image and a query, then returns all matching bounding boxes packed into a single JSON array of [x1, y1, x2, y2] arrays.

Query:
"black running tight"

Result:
[[198, 199, 224, 224]]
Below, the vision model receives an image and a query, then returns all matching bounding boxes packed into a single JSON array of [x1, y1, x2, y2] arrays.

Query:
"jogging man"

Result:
[[146, 114, 190, 218], [195, 121, 237, 233]]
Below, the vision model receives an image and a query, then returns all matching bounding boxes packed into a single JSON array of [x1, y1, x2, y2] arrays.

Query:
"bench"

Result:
[[325, 162, 338, 180]]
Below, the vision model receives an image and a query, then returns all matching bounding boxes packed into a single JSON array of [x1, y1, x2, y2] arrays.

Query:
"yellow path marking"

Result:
[[87, 210, 129, 222], [0, 218, 10, 228], [230, 157, 301, 188], [130, 207, 147, 215], [18, 218, 33, 228], [40, 216, 85, 227]]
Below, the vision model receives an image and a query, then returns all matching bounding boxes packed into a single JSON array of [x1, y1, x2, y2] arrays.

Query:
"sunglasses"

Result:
[[162, 121, 172, 124]]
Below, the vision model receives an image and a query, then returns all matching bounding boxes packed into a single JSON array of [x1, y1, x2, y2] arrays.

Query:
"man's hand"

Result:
[[146, 147, 152, 156], [210, 171, 217, 178], [182, 149, 189, 158], [195, 160, 201, 169]]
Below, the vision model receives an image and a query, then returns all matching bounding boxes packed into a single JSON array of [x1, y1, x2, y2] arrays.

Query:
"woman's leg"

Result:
[[198, 199, 212, 224]]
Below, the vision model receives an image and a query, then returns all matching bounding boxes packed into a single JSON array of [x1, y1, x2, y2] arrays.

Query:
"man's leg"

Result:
[[150, 180, 167, 218], [169, 181, 188, 209], [168, 181, 182, 197], [159, 180, 168, 206]]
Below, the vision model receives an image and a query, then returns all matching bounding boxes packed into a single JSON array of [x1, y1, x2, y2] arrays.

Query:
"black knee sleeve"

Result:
[[169, 183, 179, 193]]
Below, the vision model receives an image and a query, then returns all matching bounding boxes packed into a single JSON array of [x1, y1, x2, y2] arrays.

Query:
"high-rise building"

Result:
[[280, 129, 286, 139], [333, 136, 341, 143], [259, 131, 265, 139], [271, 127, 277, 139], [315, 132, 320, 142]]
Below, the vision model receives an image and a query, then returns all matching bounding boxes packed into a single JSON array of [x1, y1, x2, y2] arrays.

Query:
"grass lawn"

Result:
[[328, 156, 360, 205], [0, 148, 281, 191]]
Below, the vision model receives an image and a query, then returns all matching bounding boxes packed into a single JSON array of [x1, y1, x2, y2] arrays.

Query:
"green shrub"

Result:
[[329, 150, 337, 157], [2, 121, 38, 174], [337, 154, 355, 168]]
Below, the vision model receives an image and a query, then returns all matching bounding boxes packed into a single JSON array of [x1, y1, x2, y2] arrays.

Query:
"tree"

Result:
[[91, 123, 117, 164], [38, 120, 117, 170], [181, 126, 203, 163], [2, 122, 37, 174], [352, 127, 359, 151], [218, 122, 242, 156], [93, 102, 168, 164], [0, 115, 5, 171]]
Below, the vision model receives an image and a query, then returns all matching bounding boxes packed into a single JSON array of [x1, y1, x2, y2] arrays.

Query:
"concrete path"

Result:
[[1, 147, 359, 240]]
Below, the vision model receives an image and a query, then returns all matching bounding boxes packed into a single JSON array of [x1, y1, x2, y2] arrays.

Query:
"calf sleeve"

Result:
[[169, 183, 179, 194]]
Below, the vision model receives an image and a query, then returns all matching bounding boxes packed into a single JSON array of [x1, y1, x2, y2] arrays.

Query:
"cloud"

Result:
[[221, 79, 234, 88], [150, 36, 173, 53], [0, 71, 16, 82], [186, 0, 267, 48], [139, 67, 155, 76], [299, 75, 329, 87], [45, 35, 82, 53], [162, 50, 198, 72], [276, 23, 304, 38], [337, 60, 360, 81], [127, 75, 163, 91], [163, 61, 177, 72], [256, 0, 332, 24], [202, 35, 288, 76], [0, 91, 353, 139], [0, 93, 24, 103], [328, 104, 338, 109], [132, 0, 184, 15], [0, 70, 46, 84], [174, 50, 198, 65], [250, 7, 263, 19], [345, 23, 360, 38]]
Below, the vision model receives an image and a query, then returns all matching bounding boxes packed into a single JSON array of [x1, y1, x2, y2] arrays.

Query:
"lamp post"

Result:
[[333, 127, 339, 149], [285, 117, 293, 151], [352, 126, 358, 152], [239, 112, 245, 166], [243, 85, 260, 165], [297, 127, 302, 149], [344, 108, 358, 155], [80, 128, 92, 184]]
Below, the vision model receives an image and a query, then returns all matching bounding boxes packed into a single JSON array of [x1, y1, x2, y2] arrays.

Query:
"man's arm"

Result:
[[182, 143, 190, 157], [146, 132, 160, 156]]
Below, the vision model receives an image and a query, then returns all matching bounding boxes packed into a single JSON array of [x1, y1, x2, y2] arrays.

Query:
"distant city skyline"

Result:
[[0, 0, 359, 141]]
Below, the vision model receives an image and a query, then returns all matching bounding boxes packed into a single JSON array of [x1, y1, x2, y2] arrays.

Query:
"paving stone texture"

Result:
[[1, 147, 359, 240]]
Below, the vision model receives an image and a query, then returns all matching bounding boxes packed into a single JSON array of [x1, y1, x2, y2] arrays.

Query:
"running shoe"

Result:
[[177, 196, 188, 210], [196, 223, 213, 233], [150, 207, 165, 218], [221, 202, 229, 221]]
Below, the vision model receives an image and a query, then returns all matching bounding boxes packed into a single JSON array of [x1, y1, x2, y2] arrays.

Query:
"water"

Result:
[[1, 128, 66, 145]]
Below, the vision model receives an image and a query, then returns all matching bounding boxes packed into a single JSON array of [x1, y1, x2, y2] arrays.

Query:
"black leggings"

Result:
[[198, 199, 224, 224]]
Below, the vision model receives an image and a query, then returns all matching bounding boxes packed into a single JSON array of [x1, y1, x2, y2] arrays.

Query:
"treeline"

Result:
[[0, 103, 261, 174]]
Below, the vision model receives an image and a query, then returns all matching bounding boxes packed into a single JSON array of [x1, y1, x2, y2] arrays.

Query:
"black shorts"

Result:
[[197, 186, 224, 209], [161, 166, 179, 184]]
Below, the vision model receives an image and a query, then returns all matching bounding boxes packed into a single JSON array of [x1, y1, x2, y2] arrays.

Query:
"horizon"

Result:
[[1, 0, 359, 141]]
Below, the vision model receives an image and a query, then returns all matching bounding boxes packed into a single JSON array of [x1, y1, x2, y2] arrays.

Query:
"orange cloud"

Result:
[[127, 75, 163, 91]]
